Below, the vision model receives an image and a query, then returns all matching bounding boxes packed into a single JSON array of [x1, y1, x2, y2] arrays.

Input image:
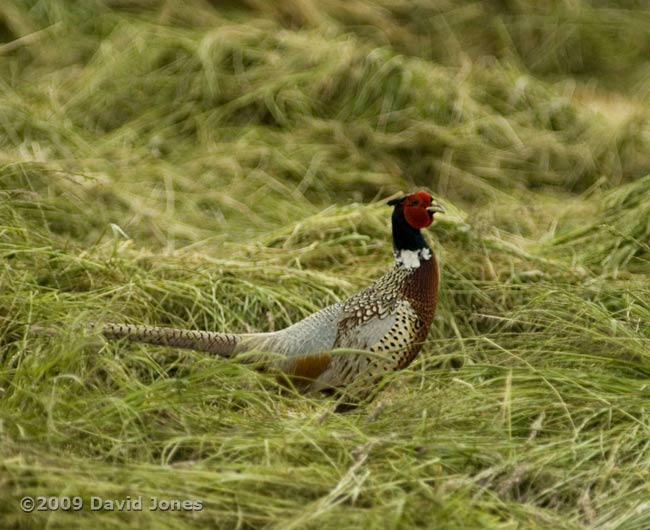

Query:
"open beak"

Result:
[[426, 202, 446, 215]]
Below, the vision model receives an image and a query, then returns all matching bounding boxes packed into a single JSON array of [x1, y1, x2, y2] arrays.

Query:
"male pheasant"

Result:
[[100, 191, 445, 407]]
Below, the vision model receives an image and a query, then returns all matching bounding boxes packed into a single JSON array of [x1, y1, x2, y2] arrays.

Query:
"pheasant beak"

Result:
[[426, 202, 446, 215]]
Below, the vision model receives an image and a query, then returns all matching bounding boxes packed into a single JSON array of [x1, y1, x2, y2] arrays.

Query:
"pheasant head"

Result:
[[388, 191, 445, 266], [388, 191, 445, 247]]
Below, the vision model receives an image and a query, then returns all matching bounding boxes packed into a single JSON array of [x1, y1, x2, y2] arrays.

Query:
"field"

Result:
[[2, 1, 650, 528]]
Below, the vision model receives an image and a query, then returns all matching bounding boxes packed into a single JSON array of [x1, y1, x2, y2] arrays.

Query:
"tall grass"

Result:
[[2, 1, 650, 529]]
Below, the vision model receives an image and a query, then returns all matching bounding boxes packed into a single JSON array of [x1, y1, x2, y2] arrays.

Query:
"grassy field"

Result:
[[2, 1, 650, 528]]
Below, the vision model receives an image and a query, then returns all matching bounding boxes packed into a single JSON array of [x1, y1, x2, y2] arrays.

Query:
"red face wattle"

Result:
[[402, 191, 436, 230]]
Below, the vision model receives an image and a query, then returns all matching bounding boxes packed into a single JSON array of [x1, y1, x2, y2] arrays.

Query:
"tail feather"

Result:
[[100, 323, 241, 357]]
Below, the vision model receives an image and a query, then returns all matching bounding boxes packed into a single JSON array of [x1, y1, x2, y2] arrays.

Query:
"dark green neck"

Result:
[[391, 205, 429, 252]]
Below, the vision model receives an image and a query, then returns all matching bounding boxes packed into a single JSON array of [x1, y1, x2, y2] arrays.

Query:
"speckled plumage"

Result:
[[309, 254, 439, 395], [99, 192, 444, 407]]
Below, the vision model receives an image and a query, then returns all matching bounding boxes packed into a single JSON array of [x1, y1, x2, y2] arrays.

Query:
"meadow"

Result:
[[2, 1, 650, 528]]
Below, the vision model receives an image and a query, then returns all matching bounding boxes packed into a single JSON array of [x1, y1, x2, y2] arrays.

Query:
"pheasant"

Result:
[[100, 191, 445, 408]]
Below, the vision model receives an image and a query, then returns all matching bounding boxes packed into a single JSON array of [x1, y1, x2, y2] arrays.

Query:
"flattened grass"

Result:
[[2, 1, 650, 529]]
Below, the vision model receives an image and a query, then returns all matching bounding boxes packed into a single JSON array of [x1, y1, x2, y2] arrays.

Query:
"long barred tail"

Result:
[[99, 323, 241, 357]]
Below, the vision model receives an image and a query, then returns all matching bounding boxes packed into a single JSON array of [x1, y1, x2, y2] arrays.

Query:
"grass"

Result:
[[2, 0, 650, 528]]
